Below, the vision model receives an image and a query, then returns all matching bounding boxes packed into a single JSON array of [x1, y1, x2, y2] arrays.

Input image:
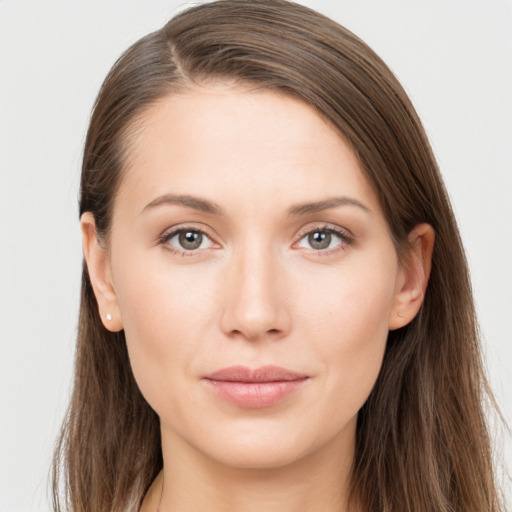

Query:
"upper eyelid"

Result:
[[161, 224, 216, 240], [296, 223, 353, 240]]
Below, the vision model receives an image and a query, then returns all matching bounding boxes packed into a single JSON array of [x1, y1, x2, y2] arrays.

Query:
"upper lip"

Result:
[[204, 365, 309, 383]]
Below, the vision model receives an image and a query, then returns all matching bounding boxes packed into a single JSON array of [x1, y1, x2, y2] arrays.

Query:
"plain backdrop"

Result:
[[0, 1, 510, 511]]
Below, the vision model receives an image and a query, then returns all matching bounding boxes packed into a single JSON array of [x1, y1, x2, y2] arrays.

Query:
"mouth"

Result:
[[202, 365, 310, 409]]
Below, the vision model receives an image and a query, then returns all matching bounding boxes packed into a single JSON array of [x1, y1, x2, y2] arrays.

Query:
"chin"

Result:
[[204, 440, 313, 470], [180, 414, 356, 472]]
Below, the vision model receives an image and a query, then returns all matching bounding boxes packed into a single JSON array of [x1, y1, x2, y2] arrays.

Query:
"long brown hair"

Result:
[[52, 1, 505, 510]]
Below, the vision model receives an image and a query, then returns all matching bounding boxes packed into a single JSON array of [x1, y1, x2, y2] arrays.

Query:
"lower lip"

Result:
[[204, 379, 309, 409]]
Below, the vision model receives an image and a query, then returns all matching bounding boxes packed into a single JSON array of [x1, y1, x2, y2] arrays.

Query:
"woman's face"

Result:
[[85, 84, 417, 469]]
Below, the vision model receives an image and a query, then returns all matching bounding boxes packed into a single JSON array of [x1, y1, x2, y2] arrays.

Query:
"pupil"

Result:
[[179, 231, 202, 250], [309, 231, 331, 250]]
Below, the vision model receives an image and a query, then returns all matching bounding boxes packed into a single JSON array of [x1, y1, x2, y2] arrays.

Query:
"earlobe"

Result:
[[81, 212, 123, 332], [388, 223, 435, 330]]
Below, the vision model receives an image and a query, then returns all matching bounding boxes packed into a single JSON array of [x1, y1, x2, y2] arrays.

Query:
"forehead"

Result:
[[115, 84, 380, 217]]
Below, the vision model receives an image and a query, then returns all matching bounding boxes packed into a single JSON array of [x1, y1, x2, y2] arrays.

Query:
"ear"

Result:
[[81, 212, 123, 332], [388, 223, 435, 330]]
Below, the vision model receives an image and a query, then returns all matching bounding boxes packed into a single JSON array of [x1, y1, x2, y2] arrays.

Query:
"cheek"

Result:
[[112, 252, 220, 407], [297, 252, 396, 341], [295, 256, 396, 411]]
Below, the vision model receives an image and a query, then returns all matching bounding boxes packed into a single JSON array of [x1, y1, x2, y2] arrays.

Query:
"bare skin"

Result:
[[82, 84, 434, 512]]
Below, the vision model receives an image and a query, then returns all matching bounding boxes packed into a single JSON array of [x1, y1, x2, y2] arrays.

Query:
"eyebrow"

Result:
[[141, 194, 371, 216], [142, 194, 224, 216], [287, 196, 371, 216]]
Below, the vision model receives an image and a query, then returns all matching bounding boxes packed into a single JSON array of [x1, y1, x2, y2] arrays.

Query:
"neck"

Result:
[[143, 420, 360, 512]]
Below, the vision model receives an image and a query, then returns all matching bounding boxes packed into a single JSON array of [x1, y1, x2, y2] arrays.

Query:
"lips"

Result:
[[203, 365, 309, 409]]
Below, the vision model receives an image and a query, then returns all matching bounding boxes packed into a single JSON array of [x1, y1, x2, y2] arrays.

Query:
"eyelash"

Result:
[[158, 224, 354, 257], [158, 225, 217, 257], [295, 224, 354, 255]]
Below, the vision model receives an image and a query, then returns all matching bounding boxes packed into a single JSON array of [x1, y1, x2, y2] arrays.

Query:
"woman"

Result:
[[52, 0, 505, 511]]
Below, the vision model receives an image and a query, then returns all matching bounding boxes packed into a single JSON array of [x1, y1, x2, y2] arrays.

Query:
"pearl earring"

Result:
[[106, 313, 112, 321]]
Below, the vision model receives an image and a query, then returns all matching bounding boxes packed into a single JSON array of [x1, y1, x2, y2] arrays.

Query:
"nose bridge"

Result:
[[220, 237, 289, 341]]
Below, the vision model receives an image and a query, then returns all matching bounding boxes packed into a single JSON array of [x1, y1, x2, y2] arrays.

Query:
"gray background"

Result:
[[0, 1, 510, 510]]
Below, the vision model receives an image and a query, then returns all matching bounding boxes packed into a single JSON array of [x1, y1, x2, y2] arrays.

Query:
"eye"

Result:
[[296, 226, 352, 252], [162, 228, 214, 253]]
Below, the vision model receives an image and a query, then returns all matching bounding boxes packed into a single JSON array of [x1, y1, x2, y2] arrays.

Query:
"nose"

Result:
[[219, 243, 292, 342]]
